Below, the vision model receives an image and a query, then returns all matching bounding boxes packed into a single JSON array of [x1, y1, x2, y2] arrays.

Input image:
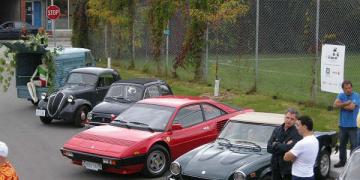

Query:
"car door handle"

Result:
[[202, 126, 210, 130]]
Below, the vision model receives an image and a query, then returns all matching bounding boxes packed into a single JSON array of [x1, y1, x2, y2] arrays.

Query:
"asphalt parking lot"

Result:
[[0, 84, 166, 180], [0, 83, 345, 180]]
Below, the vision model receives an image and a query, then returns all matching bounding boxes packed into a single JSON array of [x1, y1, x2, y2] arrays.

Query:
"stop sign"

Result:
[[47, 5, 61, 20]]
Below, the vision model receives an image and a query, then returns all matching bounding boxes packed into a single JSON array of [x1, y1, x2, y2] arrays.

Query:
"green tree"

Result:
[[72, 0, 89, 48]]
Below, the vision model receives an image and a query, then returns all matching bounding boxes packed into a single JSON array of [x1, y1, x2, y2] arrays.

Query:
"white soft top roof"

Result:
[[46, 47, 90, 55], [230, 112, 284, 125]]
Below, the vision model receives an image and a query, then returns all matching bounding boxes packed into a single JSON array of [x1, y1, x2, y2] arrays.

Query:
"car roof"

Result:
[[113, 78, 164, 86], [70, 67, 115, 75], [230, 112, 284, 125], [138, 96, 212, 107]]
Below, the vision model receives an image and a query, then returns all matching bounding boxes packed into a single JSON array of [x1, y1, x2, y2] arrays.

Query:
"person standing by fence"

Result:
[[267, 108, 302, 180], [284, 115, 319, 180], [333, 80, 360, 167]]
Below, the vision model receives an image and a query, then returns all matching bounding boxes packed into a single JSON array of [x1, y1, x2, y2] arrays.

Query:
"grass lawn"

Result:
[[98, 58, 342, 132]]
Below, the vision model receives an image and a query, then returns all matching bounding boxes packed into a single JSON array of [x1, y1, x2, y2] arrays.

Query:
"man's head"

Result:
[[0, 141, 8, 164], [284, 108, 299, 129], [296, 115, 313, 136], [342, 80, 353, 95]]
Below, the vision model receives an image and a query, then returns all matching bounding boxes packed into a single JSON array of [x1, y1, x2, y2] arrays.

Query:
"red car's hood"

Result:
[[64, 125, 161, 157]]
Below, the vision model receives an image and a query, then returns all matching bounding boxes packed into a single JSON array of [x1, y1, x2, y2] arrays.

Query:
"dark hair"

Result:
[[298, 115, 313, 131], [342, 80, 352, 88], [286, 108, 300, 119]]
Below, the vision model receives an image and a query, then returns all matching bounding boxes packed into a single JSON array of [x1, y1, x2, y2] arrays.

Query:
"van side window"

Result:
[[98, 73, 115, 87], [85, 52, 94, 66]]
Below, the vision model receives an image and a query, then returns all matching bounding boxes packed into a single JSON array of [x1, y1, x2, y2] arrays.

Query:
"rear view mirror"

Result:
[[171, 123, 183, 131]]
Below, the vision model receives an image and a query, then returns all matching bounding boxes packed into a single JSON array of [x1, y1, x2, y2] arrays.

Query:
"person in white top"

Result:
[[283, 115, 319, 180]]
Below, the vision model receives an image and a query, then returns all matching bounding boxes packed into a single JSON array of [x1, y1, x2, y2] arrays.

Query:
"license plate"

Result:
[[82, 161, 102, 171], [35, 109, 45, 117]]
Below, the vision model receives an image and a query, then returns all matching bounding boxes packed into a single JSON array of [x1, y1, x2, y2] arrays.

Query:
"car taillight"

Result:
[[110, 114, 117, 121], [103, 158, 116, 165]]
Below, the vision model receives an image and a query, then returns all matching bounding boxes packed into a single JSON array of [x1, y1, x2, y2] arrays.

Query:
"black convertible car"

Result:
[[168, 112, 337, 180], [36, 67, 120, 127], [86, 78, 173, 126]]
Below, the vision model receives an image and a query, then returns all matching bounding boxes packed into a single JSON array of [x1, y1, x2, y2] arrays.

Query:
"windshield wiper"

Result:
[[217, 137, 232, 147], [233, 140, 262, 152], [111, 119, 130, 128], [129, 121, 154, 132]]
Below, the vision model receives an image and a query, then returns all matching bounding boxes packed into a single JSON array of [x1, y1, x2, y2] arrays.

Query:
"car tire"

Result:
[[261, 174, 271, 180], [40, 116, 53, 124], [315, 150, 330, 179], [74, 105, 90, 128], [142, 144, 170, 178]]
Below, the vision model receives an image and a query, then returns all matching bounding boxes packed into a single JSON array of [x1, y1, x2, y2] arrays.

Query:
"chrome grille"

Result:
[[47, 92, 65, 117]]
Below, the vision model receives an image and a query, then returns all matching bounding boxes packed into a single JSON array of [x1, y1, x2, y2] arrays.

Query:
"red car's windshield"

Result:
[[111, 103, 175, 131]]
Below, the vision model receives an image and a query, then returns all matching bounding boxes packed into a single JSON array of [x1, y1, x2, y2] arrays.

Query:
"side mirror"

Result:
[[171, 123, 183, 131]]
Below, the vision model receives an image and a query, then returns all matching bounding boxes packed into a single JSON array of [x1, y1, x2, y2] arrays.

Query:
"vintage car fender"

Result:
[[58, 98, 92, 121]]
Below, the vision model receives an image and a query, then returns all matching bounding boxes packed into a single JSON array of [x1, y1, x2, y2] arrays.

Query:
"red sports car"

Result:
[[60, 96, 251, 177]]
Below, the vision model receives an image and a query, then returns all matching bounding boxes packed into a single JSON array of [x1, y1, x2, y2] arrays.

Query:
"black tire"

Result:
[[261, 174, 271, 180], [315, 150, 330, 180], [40, 116, 53, 124], [142, 145, 170, 178], [74, 105, 90, 127]]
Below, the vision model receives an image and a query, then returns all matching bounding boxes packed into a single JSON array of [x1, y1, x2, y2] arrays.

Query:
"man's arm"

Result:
[[344, 103, 356, 110], [333, 98, 351, 108], [284, 151, 296, 162], [30, 66, 38, 82], [267, 129, 277, 154]]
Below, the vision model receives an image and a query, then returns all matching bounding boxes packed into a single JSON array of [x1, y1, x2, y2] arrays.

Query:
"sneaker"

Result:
[[334, 161, 346, 168]]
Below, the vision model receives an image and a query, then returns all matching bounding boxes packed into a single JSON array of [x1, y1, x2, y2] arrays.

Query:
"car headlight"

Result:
[[87, 111, 93, 120], [67, 95, 74, 103], [170, 161, 181, 175], [41, 93, 47, 100], [233, 171, 246, 180]]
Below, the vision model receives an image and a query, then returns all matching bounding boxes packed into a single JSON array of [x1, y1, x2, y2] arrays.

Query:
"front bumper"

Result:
[[37, 100, 78, 121], [60, 148, 146, 173]]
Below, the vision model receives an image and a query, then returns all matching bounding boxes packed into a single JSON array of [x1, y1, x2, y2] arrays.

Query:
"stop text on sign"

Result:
[[47, 5, 61, 20]]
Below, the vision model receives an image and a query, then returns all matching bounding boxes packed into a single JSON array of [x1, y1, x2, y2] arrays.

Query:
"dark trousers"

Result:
[[292, 175, 314, 180], [339, 127, 358, 163], [272, 170, 291, 180]]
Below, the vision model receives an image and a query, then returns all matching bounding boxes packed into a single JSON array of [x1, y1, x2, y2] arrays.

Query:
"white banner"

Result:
[[320, 44, 345, 93]]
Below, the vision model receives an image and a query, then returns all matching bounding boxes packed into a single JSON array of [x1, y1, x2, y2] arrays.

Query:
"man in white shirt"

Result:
[[283, 116, 319, 180]]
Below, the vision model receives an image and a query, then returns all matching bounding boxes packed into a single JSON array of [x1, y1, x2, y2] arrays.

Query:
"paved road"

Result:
[[0, 84, 167, 180]]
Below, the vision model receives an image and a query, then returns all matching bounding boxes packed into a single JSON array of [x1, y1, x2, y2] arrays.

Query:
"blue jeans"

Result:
[[339, 127, 358, 163]]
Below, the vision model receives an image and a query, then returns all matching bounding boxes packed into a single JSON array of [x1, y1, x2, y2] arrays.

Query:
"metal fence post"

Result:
[[312, 0, 320, 102], [255, 0, 260, 90]]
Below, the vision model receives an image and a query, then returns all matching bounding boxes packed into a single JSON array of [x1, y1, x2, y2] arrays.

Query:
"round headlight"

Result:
[[41, 93, 47, 100], [87, 111, 93, 120], [67, 95, 74, 103], [170, 161, 181, 176], [233, 171, 246, 180]]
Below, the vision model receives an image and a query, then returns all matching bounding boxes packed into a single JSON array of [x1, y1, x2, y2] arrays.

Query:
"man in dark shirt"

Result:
[[267, 108, 302, 180]]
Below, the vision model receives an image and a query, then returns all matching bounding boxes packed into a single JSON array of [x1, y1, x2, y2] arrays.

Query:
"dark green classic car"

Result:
[[168, 112, 337, 180]]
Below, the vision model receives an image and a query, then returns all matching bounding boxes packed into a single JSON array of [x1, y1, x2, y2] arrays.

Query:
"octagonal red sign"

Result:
[[47, 5, 61, 20]]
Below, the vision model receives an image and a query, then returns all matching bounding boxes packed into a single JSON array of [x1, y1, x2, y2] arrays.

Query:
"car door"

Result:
[[168, 104, 214, 159], [95, 73, 115, 104]]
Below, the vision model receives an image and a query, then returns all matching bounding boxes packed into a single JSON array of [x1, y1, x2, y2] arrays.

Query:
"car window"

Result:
[[105, 84, 144, 102], [98, 73, 115, 87], [2, 23, 13, 29], [85, 52, 94, 66], [144, 85, 160, 98], [66, 73, 97, 85], [173, 104, 204, 128], [159, 84, 171, 95], [202, 104, 224, 120]]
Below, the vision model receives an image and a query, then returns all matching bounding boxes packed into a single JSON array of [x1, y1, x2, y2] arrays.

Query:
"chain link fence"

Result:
[[85, 0, 360, 106]]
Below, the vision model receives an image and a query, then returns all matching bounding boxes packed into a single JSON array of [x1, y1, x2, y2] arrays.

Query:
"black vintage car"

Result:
[[86, 78, 173, 126], [36, 67, 120, 127], [168, 112, 337, 180]]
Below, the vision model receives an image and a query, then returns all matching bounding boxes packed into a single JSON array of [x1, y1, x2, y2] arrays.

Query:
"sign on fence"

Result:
[[320, 44, 345, 93]]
